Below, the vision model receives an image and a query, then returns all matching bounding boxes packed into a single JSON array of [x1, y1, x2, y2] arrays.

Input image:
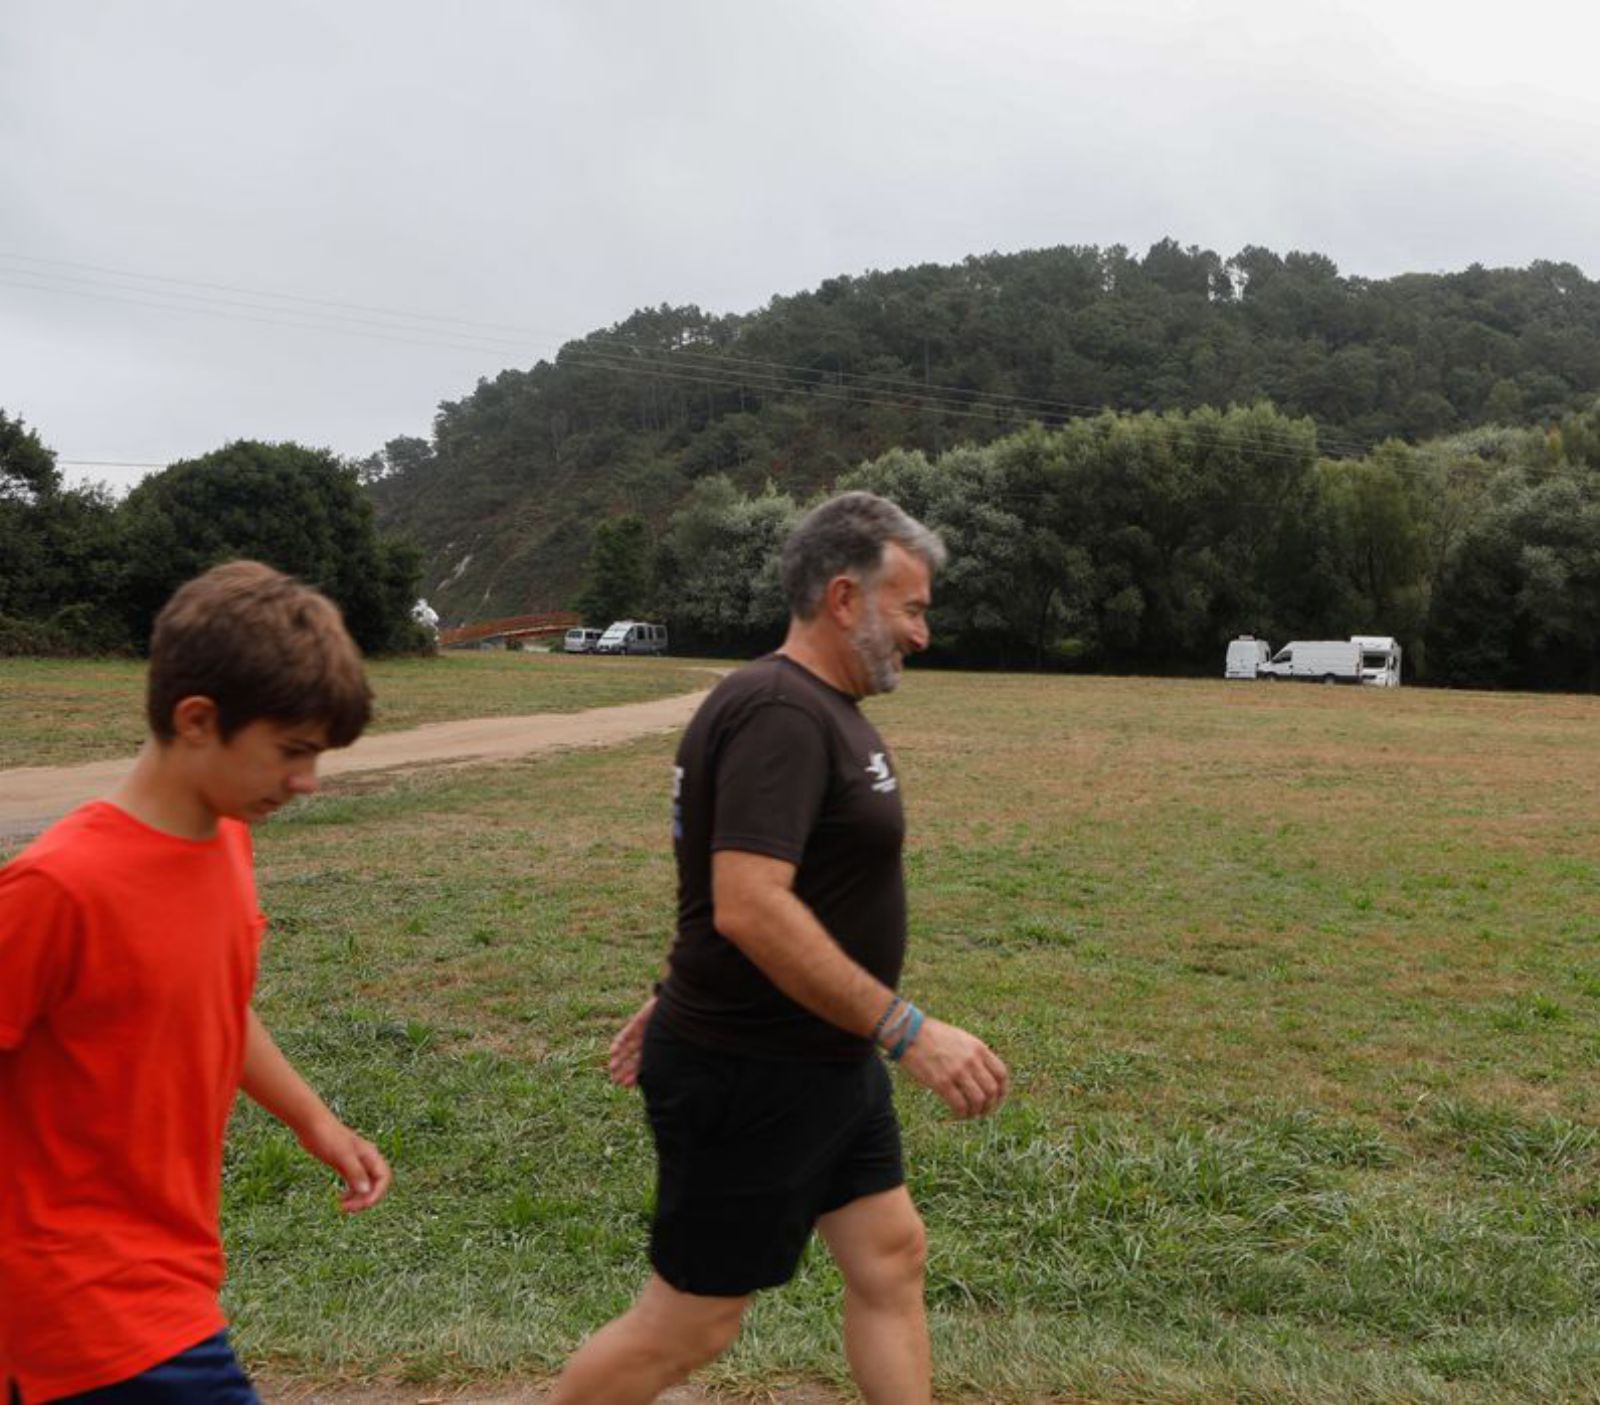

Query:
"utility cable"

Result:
[[2, 252, 1391, 460]]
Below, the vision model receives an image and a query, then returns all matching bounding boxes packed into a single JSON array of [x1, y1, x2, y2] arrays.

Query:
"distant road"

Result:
[[0, 686, 713, 847]]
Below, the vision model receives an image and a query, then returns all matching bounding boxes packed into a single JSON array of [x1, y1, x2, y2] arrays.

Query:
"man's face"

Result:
[[849, 543, 932, 697], [196, 716, 330, 824]]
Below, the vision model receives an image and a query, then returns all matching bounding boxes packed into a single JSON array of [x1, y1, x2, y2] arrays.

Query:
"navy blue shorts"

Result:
[[640, 1017, 905, 1296], [12, 1332, 260, 1404]]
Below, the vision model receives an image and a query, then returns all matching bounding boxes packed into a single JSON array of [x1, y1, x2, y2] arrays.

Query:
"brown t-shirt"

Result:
[[657, 654, 907, 1061]]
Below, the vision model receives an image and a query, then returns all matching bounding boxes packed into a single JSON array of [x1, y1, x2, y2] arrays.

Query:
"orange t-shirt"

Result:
[[0, 802, 265, 1402]]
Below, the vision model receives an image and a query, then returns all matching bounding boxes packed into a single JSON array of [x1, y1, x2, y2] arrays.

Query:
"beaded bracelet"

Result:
[[872, 994, 903, 1042]]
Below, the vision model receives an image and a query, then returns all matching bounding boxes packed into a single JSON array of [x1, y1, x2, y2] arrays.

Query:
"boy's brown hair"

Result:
[[147, 561, 372, 747]]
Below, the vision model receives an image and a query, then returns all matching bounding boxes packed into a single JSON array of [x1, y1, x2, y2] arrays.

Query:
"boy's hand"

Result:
[[300, 1116, 393, 1213], [608, 995, 658, 1088]]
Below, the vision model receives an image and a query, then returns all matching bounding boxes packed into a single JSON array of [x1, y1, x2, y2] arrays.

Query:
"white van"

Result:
[[563, 627, 604, 654], [595, 620, 669, 656], [1258, 640, 1362, 683], [1225, 636, 1271, 679]]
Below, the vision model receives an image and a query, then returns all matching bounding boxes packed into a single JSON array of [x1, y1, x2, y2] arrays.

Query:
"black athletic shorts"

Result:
[[639, 1016, 906, 1296]]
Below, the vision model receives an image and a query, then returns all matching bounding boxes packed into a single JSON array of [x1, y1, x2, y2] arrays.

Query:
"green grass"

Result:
[[9, 671, 1600, 1400], [0, 651, 714, 768]]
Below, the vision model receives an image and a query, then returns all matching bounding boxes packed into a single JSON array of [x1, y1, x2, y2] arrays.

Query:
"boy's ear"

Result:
[[170, 696, 222, 746]]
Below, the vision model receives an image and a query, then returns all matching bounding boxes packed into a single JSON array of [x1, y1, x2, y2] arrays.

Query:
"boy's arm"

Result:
[[240, 1008, 392, 1212]]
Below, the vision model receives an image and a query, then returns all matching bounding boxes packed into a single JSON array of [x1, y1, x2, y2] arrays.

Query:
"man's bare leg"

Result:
[[545, 1273, 748, 1405], [817, 1186, 931, 1405]]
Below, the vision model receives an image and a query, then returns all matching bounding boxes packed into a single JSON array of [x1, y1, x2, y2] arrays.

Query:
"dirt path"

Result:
[[0, 686, 714, 846]]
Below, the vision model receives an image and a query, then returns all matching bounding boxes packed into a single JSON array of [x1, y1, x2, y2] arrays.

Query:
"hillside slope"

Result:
[[369, 241, 1600, 622]]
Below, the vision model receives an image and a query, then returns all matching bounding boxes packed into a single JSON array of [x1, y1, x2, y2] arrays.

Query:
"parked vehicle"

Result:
[[595, 620, 669, 655], [1351, 635, 1403, 687], [1228, 634, 1402, 686], [1224, 636, 1271, 679], [563, 627, 604, 654], [1258, 640, 1362, 684]]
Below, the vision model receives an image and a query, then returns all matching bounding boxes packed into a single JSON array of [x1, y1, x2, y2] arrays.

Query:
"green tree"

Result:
[[847, 435, 1092, 668], [1319, 443, 1428, 635], [847, 404, 1341, 672], [1427, 472, 1600, 690], [0, 410, 61, 503], [121, 440, 425, 653], [0, 411, 129, 654], [577, 514, 652, 625], [655, 477, 797, 651]]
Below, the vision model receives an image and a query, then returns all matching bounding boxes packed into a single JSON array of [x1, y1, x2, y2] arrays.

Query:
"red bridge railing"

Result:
[[438, 611, 581, 648]]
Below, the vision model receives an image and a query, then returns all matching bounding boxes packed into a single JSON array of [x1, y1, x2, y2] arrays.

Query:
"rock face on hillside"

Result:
[[368, 243, 1600, 623]]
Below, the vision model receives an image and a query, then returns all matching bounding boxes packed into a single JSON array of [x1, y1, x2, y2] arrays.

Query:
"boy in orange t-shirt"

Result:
[[0, 561, 394, 1404]]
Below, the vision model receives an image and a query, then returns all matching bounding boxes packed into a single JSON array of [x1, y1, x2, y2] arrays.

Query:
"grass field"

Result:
[[6, 667, 1600, 1400], [0, 651, 714, 768]]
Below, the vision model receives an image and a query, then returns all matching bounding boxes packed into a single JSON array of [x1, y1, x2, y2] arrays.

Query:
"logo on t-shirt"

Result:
[[865, 751, 898, 794], [671, 764, 685, 839]]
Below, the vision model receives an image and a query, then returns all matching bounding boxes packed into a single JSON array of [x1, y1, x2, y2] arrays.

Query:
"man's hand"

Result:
[[895, 1017, 1009, 1119], [609, 995, 658, 1088], [298, 1115, 393, 1213]]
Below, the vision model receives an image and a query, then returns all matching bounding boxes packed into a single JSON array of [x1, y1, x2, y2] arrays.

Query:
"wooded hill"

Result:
[[367, 240, 1600, 621]]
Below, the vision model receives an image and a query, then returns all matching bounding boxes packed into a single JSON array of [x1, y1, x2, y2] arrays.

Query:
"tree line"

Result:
[[582, 401, 1600, 691], [0, 414, 426, 657], [9, 240, 1600, 687]]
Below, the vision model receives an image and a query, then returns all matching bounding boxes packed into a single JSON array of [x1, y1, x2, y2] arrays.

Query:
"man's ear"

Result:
[[170, 696, 222, 746], [821, 573, 861, 629]]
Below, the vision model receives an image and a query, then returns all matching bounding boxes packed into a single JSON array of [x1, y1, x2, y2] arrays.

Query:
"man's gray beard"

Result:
[[852, 611, 900, 695]]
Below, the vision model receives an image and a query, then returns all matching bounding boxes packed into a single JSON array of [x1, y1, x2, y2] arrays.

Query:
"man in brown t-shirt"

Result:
[[549, 493, 1008, 1405]]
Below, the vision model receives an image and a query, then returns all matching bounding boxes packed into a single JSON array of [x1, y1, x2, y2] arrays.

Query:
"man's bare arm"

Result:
[[714, 849, 891, 1036], [714, 850, 1008, 1118]]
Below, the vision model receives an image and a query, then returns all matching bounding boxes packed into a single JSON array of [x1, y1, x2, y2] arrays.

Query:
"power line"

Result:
[[3, 249, 1198, 436], [2, 251, 1456, 469], [57, 459, 166, 468], [0, 273, 524, 359], [543, 349, 1383, 473], [0, 251, 566, 340], [0, 267, 1117, 442], [0, 252, 1385, 457]]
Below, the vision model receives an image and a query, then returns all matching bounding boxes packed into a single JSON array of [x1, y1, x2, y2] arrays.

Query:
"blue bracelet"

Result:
[[872, 994, 903, 1042], [879, 1001, 913, 1044], [888, 1005, 925, 1061]]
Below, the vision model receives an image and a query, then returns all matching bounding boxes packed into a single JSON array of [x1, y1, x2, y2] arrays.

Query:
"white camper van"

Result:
[[1351, 635, 1403, 687], [1225, 636, 1271, 679]]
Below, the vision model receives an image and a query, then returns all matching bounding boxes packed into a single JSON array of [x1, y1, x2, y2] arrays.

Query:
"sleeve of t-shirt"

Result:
[[223, 819, 269, 933], [0, 867, 81, 1049], [712, 700, 830, 864]]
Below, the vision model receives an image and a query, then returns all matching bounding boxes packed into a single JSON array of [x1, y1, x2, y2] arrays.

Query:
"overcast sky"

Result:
[[3, 0, 1597, 493]]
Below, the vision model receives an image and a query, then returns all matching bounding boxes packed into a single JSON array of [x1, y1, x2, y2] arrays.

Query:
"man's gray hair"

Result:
[[780, 491, 947, 620]]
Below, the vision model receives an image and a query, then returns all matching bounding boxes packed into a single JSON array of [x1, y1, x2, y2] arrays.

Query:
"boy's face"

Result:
[[192, 714, 331, 824]]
